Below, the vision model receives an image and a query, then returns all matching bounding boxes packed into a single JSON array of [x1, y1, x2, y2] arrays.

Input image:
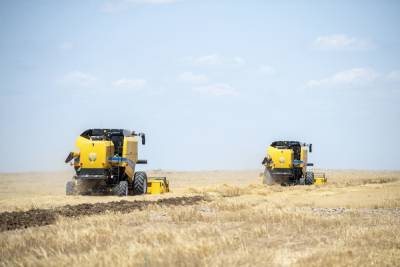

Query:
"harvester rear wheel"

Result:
[[113, 181, 128, 196], [133, 172, 147, 195], [66, 181, 75, 195], [305, 172, 314, 185]]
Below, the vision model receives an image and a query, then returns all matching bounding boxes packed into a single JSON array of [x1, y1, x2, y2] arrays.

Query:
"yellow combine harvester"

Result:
[[65, 129, 169, 196], [261, 141, 325, 185]]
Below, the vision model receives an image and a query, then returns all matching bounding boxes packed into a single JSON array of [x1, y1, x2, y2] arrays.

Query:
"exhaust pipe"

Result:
[[131, 131, 146, 145]]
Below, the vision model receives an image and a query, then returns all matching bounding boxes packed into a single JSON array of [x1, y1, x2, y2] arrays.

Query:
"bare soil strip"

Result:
[[0, 196, 205, 232]]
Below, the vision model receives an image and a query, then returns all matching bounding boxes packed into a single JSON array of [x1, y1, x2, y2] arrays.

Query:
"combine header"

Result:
[[65, 129, 169, 196]]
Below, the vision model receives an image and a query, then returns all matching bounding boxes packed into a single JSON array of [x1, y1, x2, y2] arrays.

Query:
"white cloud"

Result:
[[112, 78, 147, 90], [193, 83, 238, 96], [307, 68, 400, 91], [258, 65, 276, 75], [177, 72, 209, 84], [233, 56, 245, 65], [313, 34, 372, 50], [306, 68, 379, 88], [62, 71, 97, 88]]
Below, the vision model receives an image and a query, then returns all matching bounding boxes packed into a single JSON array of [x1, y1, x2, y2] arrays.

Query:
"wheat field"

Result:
[[0, 169, 399, 266]]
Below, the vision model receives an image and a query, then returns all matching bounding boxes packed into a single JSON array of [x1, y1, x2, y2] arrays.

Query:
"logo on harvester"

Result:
[[279, 157, 285, 163], [88, 152, 97, 162]]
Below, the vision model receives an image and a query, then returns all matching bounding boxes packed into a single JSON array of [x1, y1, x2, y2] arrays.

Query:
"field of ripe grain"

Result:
[[0, 169, 400, 266]]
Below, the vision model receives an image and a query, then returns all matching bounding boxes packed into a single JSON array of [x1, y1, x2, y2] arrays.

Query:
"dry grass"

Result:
[[0, 169, 400, 266]]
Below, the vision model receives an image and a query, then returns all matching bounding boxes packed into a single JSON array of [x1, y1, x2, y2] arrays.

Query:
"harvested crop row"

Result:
[[0, 196, 205, 232]]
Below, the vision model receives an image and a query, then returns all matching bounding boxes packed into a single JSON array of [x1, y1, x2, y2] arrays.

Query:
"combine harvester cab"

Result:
[[65, 129, 169, 196], [261, 141, 326, 186]]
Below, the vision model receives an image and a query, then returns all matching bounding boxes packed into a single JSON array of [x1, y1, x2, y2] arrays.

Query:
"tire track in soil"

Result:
[[0, 196, 205, 232]]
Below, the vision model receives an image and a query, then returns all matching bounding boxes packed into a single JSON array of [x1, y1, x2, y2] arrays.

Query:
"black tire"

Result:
[[66, 181, 75, 195], [113, 181, 128, 196], [305, 172, 314, 185], [133, 172, 147, 195]]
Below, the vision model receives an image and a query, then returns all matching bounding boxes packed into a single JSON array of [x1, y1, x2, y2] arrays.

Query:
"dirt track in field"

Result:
[[0, 196, 205, 232]]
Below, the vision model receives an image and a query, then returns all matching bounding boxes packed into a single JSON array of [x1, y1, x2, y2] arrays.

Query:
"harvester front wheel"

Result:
[[305, 172, 314, 185], [113, 181, 128, 196], [133, 172, 147, 195], [66, 181, 75, 195]]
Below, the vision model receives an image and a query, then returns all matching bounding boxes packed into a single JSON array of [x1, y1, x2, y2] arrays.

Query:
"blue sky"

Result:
[[0, 0, 399, 172]]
